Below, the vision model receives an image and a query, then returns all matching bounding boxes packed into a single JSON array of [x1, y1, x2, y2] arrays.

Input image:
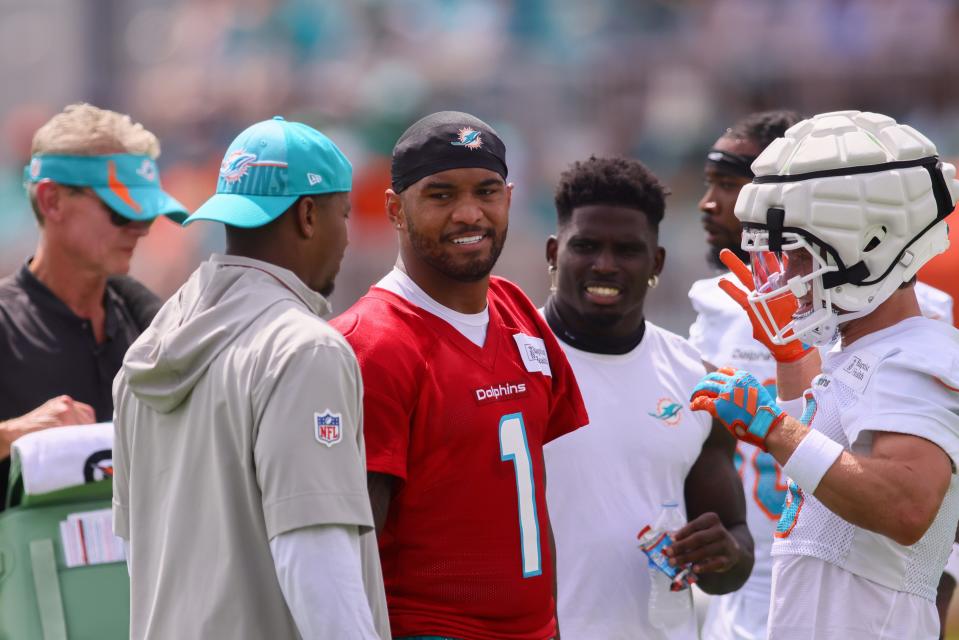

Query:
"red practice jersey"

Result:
[[332, 276, 588, 640]]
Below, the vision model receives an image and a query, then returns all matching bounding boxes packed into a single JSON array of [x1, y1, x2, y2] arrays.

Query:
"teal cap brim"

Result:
[[183, 193, 299, 228], [92, 185, 189, 224]]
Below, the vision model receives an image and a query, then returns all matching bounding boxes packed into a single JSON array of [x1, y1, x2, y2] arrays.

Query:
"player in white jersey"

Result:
[[690, 111, 959, 640], [688, 111, 956, 640], [542, 156, 755, 639]]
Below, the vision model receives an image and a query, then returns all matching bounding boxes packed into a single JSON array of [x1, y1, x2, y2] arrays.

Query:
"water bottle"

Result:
[[646, 501, 694, 631]]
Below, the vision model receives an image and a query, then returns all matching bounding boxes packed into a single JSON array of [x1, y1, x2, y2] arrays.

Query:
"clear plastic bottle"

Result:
[[646, 501, 694, 632]]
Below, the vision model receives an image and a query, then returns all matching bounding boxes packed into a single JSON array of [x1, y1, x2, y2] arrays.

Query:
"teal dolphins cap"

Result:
[[185, 116, 352, 228], [24, 153, 188, 223]]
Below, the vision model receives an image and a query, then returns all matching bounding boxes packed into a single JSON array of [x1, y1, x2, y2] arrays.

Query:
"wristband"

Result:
[[783, 429, 843, 494]]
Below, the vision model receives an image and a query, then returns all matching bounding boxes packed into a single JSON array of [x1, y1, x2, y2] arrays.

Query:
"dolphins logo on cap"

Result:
[[451, 127, 483, 150], [220, 150, 259, 183], [136, 158, 157, 182]]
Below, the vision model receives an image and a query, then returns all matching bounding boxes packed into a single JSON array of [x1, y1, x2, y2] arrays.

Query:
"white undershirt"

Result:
[[375, 267, 489, 347], [269, 524, 380, 639], [130, 527, 381, 638]]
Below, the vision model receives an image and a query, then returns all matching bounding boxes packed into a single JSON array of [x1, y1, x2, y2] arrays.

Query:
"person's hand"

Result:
[[0, 395, 96, 458], [690, 367, 785, 450], [718, 248, 811, 363], [666, 512, 742, 575]]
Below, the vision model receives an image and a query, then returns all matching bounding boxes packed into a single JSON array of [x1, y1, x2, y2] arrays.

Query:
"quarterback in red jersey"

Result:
[[332, 111, 588, 640]]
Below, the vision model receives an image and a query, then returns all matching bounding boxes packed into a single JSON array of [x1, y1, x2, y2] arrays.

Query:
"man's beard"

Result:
[[708, 243, 749, 270], [407, 219, 508, 282]]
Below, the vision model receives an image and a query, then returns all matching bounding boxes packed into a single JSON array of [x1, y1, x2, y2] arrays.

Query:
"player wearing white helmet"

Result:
[[690, 111, 959, 640], [689, 111, 956, 639], [690, 111, 802, 640]]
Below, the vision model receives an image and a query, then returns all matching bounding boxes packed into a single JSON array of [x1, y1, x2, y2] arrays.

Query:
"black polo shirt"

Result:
[[0, 262, 159, 505]]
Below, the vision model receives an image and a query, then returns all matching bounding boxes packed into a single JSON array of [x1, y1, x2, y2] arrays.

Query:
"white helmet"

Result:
[[734, 110, 959, 347]]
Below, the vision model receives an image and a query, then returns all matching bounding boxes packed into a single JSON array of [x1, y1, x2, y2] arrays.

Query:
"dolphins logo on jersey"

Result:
[[451, 127, 483, 150], [648, 398, 682, 426], [220, 150, 258, 183]]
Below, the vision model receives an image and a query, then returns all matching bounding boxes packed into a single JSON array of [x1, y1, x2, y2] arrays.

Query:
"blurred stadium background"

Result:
[[1, 0, 958, 632]]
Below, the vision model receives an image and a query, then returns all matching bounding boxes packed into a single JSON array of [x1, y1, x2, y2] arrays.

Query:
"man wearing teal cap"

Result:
[[113, 116, 389, 639], [0, 103, 187, 509]]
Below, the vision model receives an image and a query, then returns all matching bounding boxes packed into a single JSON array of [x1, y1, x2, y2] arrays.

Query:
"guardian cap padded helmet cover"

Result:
[[734, 110, 959, 346]]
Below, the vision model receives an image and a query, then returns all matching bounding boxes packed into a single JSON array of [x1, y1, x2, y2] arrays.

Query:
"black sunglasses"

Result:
[[69, 187, 150, 227], [107, 207, 135, 227]]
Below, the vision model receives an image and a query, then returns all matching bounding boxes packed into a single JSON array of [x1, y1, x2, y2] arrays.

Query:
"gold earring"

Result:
[[548, 265, 558, 293], [648, 274, 659, 289]]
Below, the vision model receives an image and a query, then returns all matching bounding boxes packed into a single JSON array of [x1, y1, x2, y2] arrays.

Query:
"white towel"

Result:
[[10, 422, 114, 496]]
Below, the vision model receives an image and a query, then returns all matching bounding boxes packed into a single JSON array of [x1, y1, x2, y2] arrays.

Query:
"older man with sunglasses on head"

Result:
[[0, 103, 187, 507]]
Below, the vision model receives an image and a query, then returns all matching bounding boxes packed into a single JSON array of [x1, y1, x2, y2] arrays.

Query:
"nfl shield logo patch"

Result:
[[314, 411, 342, 447]]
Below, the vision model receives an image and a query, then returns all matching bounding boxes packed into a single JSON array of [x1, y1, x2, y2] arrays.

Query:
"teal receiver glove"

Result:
[[690, 367, 786, 450]]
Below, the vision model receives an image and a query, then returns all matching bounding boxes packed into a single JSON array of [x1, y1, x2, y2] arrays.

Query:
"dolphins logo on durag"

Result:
[[451, 127, 483, 150]]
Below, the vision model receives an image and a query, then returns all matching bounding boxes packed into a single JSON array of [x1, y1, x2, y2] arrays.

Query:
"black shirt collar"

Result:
[[544, 296, 646, 355], [15, 259, 122, 342], [15, 260, 77, 320]]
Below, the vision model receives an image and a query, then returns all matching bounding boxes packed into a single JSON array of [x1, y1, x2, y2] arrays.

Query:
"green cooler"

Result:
[[0, 468, 130, 640]]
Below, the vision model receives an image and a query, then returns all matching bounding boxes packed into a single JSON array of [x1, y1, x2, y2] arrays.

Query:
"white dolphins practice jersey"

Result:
[[544, 321, 711, 640], [688, 274, 954, 640], [769, 317, 959, 639]]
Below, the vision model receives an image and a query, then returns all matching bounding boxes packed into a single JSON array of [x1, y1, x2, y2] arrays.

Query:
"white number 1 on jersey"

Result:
[[499, 412, 543, 578]]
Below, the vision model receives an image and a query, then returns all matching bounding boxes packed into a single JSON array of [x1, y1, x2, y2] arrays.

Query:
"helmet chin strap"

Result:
[[766, 207, 785, 254], [797, 283, 893, 347], [783, 298, 837, 348], [796, 317, 838, 348]]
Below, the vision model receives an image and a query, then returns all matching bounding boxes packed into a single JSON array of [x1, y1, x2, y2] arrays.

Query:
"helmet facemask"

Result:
[[741, 228, 842, 347]]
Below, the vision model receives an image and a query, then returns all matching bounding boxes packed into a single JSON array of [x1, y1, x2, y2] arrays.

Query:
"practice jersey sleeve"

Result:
[[332, 309, 423, 481], [537, 313, 589, 444], [843, 354, 959, 468], [495, 277, 588, 444], [689, 278, 724, 366], [916, 281, 954, 325], [253, 341, 374, 540], [688, 314, 711, 362], [675, 334, 715, 438]]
